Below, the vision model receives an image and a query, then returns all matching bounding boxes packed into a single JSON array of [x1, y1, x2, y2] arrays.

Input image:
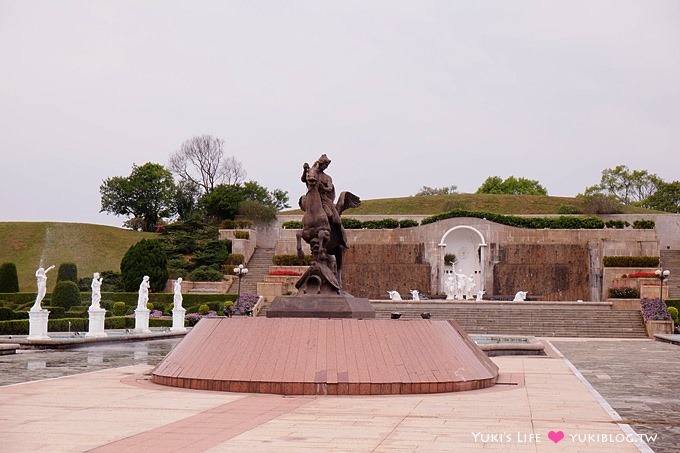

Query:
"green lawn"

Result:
[[0, 222, 155, 292], [285, 193, 656, 216]]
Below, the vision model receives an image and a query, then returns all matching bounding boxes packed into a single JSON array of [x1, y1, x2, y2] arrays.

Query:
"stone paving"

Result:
[[552, 339, 680, 453], [1, 336, 677, 451]]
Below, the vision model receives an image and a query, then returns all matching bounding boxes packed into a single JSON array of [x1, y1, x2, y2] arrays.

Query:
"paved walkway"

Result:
[[1, 337, 669, 452], [552, 338, 680, 453]]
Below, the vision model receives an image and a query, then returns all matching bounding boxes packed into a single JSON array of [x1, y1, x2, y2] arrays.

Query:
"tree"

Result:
[[415, 185, 458, 196], [0, 262, 19, 293], [56, 263, 78, 283], [169, 135, 246, 194], [120, 239, 169, 292], [51, 281, 81, 311], [201, 181, 290, 222], [476, 176, 547, 195], [585, 165, 662, 205], [100, 162, 177, 231], [644, 181, 680, 213], [174, 180, 203, 221]]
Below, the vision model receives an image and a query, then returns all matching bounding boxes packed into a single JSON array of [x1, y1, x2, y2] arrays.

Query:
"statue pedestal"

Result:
[[171, 307, 187, 332], [135, 308, 151, 333], [266, 294, 375, 319], [86, 308, 107, 338], [28, 309, 50, 340]]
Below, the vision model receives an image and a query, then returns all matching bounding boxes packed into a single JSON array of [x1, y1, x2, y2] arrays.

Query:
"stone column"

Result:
[[134, 308, 151, 333], [28, 309, 50, 340], [86, 308, 107, 337], [171, 307, 187, 333]]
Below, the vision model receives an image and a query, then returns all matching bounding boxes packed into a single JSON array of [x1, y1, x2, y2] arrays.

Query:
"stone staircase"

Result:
[[661, 250, 680, 299], [228, 247, 275, 296], [371, 301, 648, 338]]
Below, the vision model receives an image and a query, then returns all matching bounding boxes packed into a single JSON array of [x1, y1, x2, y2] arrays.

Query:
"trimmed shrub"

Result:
[[56, 263, 78, 283], [272, 254, 312, 266], [607, 286, 640, 299], [341, 218, 363, 229], [668, 306, 678, 324], [189, 266, 224, 282], [225, 254, 245, 265], [0, 307, 15, 321], [603, 256, 659, 267], [43, 306, 66, 318], [120, 239, 169, 292], [193, 239, 232, 267], [398, 219, 420, 228], [233, 230, 250, 239], [51, 281, 81, 311], [281, 220, 302, 229], [421, 209, 605, 229], [112, 301, 127, 316], [604, 220, 629, 229], [0, 263, 20, 293], [633, 219, 655, 229], [198, 304, 210, 315]]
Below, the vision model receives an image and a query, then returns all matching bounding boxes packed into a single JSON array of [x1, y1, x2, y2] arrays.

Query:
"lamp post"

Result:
[[655, 268, 670, 301], [233, 264, 248, 308]]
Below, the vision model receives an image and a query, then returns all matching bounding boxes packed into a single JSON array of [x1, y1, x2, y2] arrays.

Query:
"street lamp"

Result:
[[655, 268, 670, 301], [233, 264, 248, 308]]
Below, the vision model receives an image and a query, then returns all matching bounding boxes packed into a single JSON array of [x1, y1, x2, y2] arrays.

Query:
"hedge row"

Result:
[[0, 292, 235, 307], [421, 209, 606, 229], [0, 316, 175, 335], [603, 256, 660, 267], [281, 218, 420, 230]]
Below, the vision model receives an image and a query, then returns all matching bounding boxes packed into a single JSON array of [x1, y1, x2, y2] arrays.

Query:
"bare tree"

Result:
[[169, 135, 246, 193]]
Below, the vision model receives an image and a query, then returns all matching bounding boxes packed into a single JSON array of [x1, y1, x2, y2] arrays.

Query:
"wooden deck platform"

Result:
[[151, 318, 498, 395]]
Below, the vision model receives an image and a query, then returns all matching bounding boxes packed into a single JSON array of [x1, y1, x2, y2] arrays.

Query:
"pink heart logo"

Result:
[[548, 431, 564, 444]]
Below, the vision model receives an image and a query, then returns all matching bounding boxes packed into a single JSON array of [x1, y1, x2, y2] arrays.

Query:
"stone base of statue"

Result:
[[135, 308, 151, 333], [267, 294, 375, 319], [86, 308, 107, 338], [28, 309, 50, 340], [171, 307, 187, 333]]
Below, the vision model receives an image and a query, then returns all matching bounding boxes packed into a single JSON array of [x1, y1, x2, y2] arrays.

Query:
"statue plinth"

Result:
[[134, 308, 151, 333], [86, 307, 107, 338], [171, 307, 187, 333], [28, 309, 50, 340], [266, 294, 375, 319]]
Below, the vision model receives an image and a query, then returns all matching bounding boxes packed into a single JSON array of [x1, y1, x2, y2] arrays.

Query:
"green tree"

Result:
[[201, 181, 289, 222], [0, 262, 20, 293], [644, 181, 680, 213], [51, 281, 81, 311], [476, 176, 547, 195], [120, 239, 169, 292], [100, 162, 177, 231], [585, 165, 662, 205], [415, 185, 458, 196], [56, 263, 78, 283]]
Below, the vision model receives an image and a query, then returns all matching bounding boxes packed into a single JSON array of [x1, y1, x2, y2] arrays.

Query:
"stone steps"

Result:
[[661, 250, 680, 299], [228, 247, 275, 295], [371, 301, 648, 338]]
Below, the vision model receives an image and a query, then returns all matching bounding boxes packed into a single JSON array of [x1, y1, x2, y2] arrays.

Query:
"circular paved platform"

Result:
[[151, 317, 498, 395]]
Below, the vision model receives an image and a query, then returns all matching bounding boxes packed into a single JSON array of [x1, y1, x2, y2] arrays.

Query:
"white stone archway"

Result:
[[438, 226, 487, 298]]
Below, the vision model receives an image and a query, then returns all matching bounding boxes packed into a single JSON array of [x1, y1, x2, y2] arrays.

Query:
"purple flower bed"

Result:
[[640, 298, 671, 321]]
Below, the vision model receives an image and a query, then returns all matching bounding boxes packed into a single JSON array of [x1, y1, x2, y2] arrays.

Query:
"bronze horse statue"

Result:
[[295, 156, 359, 294]]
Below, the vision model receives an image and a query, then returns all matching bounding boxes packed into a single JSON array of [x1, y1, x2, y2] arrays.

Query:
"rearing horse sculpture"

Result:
[[295, 155, 359, 294]]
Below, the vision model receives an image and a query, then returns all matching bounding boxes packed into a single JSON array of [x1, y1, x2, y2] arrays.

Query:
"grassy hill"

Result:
[[0, 222, 155, 292], [286, 193, 656, 216]]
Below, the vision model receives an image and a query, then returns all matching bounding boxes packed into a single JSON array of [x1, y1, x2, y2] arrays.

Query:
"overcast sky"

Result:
[[1, 0, 679, 227]]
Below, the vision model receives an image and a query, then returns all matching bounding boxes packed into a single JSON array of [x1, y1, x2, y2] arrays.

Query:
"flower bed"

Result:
[[621, 272, 657, 278]]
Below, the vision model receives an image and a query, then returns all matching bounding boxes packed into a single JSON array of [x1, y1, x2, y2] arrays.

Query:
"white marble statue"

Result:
[[31, 265, 55, 311], [173, 277, 184, 309], [410, 289, 420, 301], [137, 275, 150, 310], [445, 274, 456, 300], [475, 290, 485, 301], [513, 291, 528, 302], [387, 290, 402, 301], [90, 272, 103, 309], [464, 274, 476, 300], [454, 269, 467, 300]]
